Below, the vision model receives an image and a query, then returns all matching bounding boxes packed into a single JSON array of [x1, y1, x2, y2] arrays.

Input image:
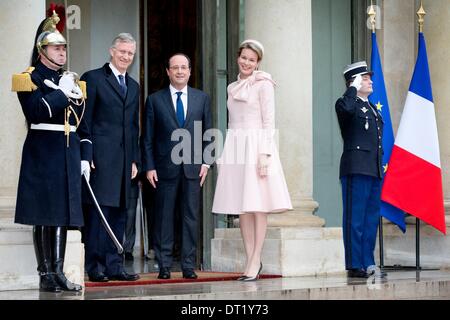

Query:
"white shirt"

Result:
[[109, 63, 127, 85], [357, 95, 369, 102], [169, 84, 188, 119]]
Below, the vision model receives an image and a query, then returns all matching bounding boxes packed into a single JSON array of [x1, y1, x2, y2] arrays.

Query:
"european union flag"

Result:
[[369, 32, 406, 233]]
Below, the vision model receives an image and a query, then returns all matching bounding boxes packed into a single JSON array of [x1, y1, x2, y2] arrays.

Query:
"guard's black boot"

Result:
[[53, 227, 82, 292], [33, 226, 62, 293]]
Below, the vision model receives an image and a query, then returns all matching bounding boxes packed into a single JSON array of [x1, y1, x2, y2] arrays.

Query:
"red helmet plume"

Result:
[[47, 3, 66, 33]]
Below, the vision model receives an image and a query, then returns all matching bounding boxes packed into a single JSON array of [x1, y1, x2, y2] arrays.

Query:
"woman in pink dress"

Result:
[[212, 39, 292, 281]]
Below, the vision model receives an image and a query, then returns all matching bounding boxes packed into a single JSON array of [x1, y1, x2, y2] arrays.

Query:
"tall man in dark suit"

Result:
[[335, 61, 386, 279], [142, 53, 212, 279], [81, 33, 140, 282]]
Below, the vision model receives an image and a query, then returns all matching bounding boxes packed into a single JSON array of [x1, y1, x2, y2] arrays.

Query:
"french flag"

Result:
[[381, 33, 446, 235]]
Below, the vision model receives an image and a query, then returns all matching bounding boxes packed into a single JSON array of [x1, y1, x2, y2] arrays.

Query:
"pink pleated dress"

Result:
[[212, 71, 293, 215]]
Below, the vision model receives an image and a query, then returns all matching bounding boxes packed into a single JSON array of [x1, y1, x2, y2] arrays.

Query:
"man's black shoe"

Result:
[[347, 269, 369, 278], [88, 272, 109, 282], [108, 271, 140, 281], [124, 252, 134, 261], [158, 267, 171, 279], [182, 269, 198, 279]]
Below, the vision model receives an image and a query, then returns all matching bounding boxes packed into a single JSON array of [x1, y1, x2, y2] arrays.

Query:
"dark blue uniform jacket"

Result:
[[15, 62, 91, 227], [335, 86, 384, 179]]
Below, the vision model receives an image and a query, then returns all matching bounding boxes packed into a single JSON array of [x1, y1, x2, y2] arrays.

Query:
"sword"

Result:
[[82, 172, 124, 254], [138, 184, 149, 258]]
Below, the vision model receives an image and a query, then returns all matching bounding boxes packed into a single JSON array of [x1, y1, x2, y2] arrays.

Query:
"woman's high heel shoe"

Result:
[[242, 263, 262, 282]]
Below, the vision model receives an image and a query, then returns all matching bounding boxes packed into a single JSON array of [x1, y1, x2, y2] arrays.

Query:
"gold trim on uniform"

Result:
[[78, 80, 87, 99], [11, 67, 38, 92]]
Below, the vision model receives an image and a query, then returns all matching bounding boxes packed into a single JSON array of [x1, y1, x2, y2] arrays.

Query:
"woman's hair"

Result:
[[238, 39, 264, 61]]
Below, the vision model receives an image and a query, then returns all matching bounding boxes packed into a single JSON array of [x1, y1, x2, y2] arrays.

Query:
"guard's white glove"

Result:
[[351, 74, 363, 91], [81, 160, 90, 181], [44, 71, 83, 99]]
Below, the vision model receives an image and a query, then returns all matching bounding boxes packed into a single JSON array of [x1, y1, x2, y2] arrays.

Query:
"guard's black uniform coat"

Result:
[[80, 63, 140, 209], [15, 62, 91, 227], [335, 86, 384, 179]]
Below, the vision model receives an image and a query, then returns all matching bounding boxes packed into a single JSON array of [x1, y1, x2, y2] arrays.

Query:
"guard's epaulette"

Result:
[[11, 67, 38, 92], [78, 80, 87, 99]]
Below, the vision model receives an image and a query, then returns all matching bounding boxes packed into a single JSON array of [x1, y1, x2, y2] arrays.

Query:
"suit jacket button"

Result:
[[357, 146, 360, 150]]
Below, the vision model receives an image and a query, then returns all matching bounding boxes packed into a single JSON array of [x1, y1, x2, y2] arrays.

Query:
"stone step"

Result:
[[212, 227, 345, 277], [0, 207, 15, 227], [0, 226, 84, 291], [0, 206, 14, 215], [214, 227, 342, 240], [114, 270, 450, 300]]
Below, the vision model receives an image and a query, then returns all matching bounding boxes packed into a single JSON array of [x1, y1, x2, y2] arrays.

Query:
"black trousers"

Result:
[[153, 175, 201, 270], [84, 205, 127, 276]]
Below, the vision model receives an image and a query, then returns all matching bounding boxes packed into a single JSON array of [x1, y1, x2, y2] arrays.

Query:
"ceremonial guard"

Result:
[[12, 7, 91, 292], [335, 61, 386, 278]]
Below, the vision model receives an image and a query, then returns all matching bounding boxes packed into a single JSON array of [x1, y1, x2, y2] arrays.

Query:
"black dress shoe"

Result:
[[158, 267, 171, 279], [108, 271, 140, 281], [347, 269, 370, 278], [182, 269, 198, 279], [88, 272, 109, 282]]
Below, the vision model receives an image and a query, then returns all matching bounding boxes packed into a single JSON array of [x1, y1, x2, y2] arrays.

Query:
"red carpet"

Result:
[[85, 271, 282, 287]]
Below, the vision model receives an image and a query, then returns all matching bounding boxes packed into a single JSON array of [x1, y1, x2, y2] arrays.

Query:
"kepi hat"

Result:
[[343, 61, 373, 82]]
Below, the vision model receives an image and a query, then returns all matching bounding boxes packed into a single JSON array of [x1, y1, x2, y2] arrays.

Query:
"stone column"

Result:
[[244, 0, 324, 227], [382, 0, 416, 131], [0, 0, 44, 210]]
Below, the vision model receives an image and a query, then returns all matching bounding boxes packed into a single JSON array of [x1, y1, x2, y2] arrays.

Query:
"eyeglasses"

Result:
[[169, 65, 190, 71]]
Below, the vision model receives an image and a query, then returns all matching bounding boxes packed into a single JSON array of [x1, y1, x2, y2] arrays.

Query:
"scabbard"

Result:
[[83, 173, 124, 254]]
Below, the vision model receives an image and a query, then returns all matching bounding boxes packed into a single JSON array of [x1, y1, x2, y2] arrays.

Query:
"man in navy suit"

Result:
[[142, 53, 212, 279], [335, 61, 386, 279], [81, 33, 140, 282]]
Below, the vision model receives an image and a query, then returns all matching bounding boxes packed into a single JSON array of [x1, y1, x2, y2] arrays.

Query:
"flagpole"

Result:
[[416, 218, 421, 269], [417, 1, 426, 33], [413, 1, 426, 272], [368, 0, 386, 268], [368, 1, 376, 33]]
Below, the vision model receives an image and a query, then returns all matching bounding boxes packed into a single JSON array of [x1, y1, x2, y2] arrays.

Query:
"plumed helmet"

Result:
[[36, 9, 66, 54]]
